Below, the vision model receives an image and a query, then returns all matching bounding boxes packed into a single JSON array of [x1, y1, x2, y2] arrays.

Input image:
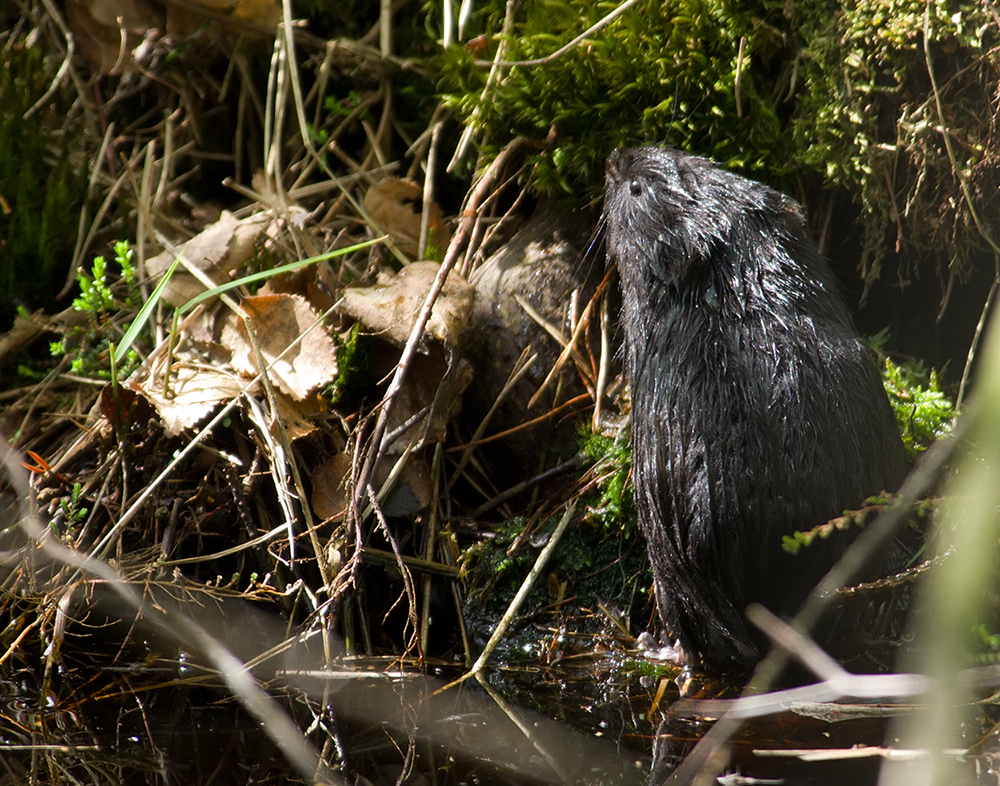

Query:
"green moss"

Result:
[[0, 45, 88, 323], [435, 0, 998, 287], [461, 430, 648, 634], [461, 517, 535, 611], [791, 0, 996, 284], [327, 325, 380, 409], [578, 426, 635, 536], [438, 0, 790, 192], [973, 622, 1000, 664]]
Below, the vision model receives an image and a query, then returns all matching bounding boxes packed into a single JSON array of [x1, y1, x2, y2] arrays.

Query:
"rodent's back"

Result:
[[605, 146, 905, 670]]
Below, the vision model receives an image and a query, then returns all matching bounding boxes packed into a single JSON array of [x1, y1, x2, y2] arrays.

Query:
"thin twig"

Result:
[[418, 120, 444, 260], [368, 484, 420, 660], [24, 0, 74, 120], [449, 0, 518, 169], [593, 288, 611, 431], [734, 36, 746, 117], [444, 346, 537, 495], [449, 392, 590, 452], [467, 456, 584, 520], [419, 443, 443, 657], [526, 289, 597, 408]]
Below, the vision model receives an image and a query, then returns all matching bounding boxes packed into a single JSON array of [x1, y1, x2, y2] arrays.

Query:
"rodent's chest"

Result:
[[628, 296, 795, 410]]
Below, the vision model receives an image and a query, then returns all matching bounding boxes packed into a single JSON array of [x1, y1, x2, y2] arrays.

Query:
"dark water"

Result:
[[2, 584, 998, 785]]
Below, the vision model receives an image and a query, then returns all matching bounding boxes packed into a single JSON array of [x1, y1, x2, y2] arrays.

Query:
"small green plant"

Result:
[[882, 356, 956, 461], [51, 482, 88, 541], [50, 241, 142, 378], [324, 89, 367, 120], [782, 492, 891, 555], [74, 241, 136, 315]]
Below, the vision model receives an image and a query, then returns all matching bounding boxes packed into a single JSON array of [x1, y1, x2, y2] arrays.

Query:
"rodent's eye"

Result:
[[629, 180, 642, 196]]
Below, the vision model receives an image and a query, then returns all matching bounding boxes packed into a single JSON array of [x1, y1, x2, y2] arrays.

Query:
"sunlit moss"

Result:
[[578, 426, 636, 536], [437, 0, 998, 289], [327, 325, 380, 410], [437, 0, 790, 191]]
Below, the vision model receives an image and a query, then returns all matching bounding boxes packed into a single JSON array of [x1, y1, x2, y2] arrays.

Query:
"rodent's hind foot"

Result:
[[637, 631, 690, 665]]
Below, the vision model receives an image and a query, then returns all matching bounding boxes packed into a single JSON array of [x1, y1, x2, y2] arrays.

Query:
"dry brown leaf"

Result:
[[66, 0, 164, 73], [222, 293, 338, 401], [363, 177, 451, 260], [310, 450, 433, 521], [175, 0, 280, 28], [379, 455, 433, 517], [371, 348, 471, 452], [146, 211, 266, 307], [339, 261, 475, 347], [137, 365, 243, 437], [310, 453, 352, 521], [67, 0, 277, 73], [271, 390, 320, 442]]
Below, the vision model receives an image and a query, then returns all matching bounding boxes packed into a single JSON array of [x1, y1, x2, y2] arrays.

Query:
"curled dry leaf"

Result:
[[379, 349, 473, 453], [332, 264, 475, 519], [339, 261, 475, 348], [138, 364, 243, 438], [363, 177, 451, 260], [311, 452, 352, 521], [378, 455, 433, 517], [271, 389, 320, 442], [222, 293, 338, 401], [145, 211, 267, 308], [311, 341, 471, 522]]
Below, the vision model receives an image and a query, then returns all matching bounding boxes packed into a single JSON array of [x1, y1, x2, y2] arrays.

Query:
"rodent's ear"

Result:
[[778, 196, 807, 233], [660, 153, 700, 201]]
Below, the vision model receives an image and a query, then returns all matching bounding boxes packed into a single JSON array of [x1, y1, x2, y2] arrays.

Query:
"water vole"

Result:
[[604, 146, 905, 671]]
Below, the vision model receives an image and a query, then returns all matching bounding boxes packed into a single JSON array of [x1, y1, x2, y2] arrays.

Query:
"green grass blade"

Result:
[[113, 254, 182, 365], [178, 236, 385, 315]]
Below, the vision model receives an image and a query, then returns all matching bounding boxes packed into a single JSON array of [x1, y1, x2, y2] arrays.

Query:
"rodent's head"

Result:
[[603, 146, 783, 289]]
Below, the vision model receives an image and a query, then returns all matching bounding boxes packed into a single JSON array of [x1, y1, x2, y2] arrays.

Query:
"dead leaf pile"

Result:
[[107, 207, 476, 525]]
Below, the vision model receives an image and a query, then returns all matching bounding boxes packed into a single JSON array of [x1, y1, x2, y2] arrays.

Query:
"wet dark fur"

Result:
[[604, 146, 906, 672]]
